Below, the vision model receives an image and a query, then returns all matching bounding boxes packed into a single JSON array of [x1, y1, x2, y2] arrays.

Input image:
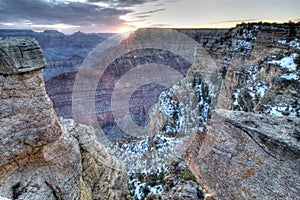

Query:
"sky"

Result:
[[0, 0, 299, 33]]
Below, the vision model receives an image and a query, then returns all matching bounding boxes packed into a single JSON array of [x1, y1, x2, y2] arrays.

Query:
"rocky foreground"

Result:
[[0, 37, 131, 200], [187, 109, 300, 199]]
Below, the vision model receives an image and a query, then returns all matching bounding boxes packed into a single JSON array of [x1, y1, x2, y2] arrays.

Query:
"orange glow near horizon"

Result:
[[116, 26, 137, 33], [119, 30, 136, 40], [111, 18, 299, 33]]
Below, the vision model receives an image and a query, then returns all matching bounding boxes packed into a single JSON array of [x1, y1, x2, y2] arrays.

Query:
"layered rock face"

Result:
[[186, 109, 300, 199], [47, 28, 222, 140], [0, 37, 131, 199], [42, 23, 299, 139], [51, 48, 193, 134]]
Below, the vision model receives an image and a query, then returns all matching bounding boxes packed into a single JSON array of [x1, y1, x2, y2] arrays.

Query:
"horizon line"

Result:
[[1, 20, 299, 34]]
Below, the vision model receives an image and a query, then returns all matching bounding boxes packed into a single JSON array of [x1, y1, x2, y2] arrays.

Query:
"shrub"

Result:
[[179, 167, 197, 182]]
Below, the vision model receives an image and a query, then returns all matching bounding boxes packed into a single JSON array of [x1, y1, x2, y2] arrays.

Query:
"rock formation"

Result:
[[186, 109, 300, 199], [0, 37, 131, 199]]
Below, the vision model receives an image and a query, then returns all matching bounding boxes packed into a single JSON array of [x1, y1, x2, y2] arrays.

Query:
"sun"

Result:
[[120, 30, 136, 39], [117, 26, 137, 39]]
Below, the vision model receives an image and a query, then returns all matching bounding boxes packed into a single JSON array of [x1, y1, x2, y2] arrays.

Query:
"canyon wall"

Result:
[[41, 23, 300, 141], [148, 23, 300, 199]]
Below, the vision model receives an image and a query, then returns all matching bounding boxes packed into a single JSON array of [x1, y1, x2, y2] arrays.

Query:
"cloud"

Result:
[[210, 18, 264, 24], [87, 0, 161, 7], [290, 18, 300, 22], [125, 8, 166, 23], [0, 0, 132, 32], [149, 23, 173, 28], [134, 8, 166, 15]]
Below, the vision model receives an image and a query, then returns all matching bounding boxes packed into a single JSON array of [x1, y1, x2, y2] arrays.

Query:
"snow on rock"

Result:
[[267, 105, 286, 116], [107, 134, 183, 174], [233, 25, 259, 54], [159, 90, 181, 134], [248, 82, 268, 98], [265, 104, 299, 117], [278, 39, 300, 50], [106, 134, 187, 199], [268, 52, 300, 82], [280, 74, 299, 81], [194, 82, 212, 125], [235, 40, 252, 51], [278, 40, 287, 45], [232, 89, 241, 107], [268, 53, 298, 71], [289, 40, 300, 50]]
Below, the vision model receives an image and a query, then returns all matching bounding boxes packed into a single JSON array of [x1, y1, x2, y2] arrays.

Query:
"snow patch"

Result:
[[266, 104, 299, 117], [235, 40, 252, 51], [159, 90, 181, 134], [278, 40, 287, 45], [248, 82, 268, 98], [278, 39, 300, 50], [289, 40, 300, 50], [280, 74, 299, 81], [268, 53, 298, 71], [106, 134, 187, 199], [233, 89, 240, 106]]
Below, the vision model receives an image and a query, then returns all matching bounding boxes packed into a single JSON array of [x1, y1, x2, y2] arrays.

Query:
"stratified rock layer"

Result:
[[186, 109, 300, 199], [0, 37, 46, 74], [0, 37, 131, 200]]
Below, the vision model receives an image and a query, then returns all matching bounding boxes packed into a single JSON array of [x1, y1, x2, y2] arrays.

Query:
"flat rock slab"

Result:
[[186, 109, 300, 199]]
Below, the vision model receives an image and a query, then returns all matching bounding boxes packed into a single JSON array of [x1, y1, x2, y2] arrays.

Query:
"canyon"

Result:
[[0, 22, 300, 199]]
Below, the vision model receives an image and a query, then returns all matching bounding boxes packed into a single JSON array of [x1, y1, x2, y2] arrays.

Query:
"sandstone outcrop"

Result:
[[186, 109, 300, 199], [0, 37, 59, 168], [0, 37, 131, 200]]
